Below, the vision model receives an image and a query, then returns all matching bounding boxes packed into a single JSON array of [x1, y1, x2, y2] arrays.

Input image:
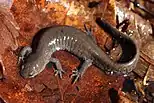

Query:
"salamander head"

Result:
[[20, 58, 44, 78]]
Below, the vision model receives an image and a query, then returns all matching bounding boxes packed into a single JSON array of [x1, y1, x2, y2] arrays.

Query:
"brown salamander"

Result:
[[19, 18, 139, 83]]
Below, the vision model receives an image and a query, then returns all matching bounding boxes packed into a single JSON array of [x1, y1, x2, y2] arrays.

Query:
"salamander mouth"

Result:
[[20, 70, 35, 78], [20, 65, 35, 78], [20, 70, 28, 78], [28, 72, 35, 78]]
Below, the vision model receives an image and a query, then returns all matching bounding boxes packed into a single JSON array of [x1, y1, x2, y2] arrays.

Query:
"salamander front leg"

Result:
[[71, 59, 93, 84], [18, 46, 32, 64], [49, 57, 65, 79]]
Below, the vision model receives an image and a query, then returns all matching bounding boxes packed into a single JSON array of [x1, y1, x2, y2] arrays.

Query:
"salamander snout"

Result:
[[20, 63, 37, 78]]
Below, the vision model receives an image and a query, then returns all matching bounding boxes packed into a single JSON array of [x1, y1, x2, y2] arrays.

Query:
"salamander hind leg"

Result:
[[84, 24, 97, 44], [49, 57, 65, 79], [71, 59, 93, 84]]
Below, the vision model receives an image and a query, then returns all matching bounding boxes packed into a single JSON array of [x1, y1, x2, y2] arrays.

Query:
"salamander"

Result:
[[19, 18, 139, 83]]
